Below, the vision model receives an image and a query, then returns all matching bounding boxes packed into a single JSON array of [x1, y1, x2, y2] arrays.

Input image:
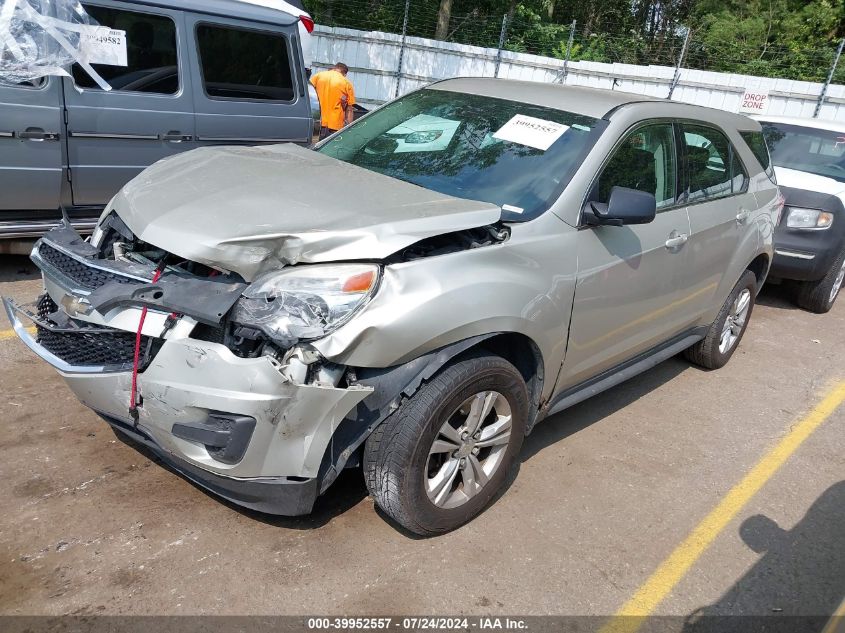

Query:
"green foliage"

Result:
[[303, 0, 845, 82], [688, 0, 844, 81]]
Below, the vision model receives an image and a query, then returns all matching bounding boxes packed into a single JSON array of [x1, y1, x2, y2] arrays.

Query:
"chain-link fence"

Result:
[[305, 0, 845, 117], [306, 1, 845, 82]]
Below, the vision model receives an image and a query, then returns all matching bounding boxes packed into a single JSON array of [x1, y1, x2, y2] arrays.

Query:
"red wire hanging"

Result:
[[129, 267, 164, 415]]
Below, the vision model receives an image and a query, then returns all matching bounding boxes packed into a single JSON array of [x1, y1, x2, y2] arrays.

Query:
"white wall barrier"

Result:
[[312, 25, 845, 121]]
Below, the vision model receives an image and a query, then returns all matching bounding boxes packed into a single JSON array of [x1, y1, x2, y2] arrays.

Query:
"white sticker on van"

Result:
[[80, 26, 128, 67], [493, 115, 569, 151]]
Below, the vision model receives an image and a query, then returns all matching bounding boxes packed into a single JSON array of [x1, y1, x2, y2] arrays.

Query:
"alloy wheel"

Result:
[[425, 391, 512, 509], [830, 258, 845, 305], [719, 288, 751, 354]]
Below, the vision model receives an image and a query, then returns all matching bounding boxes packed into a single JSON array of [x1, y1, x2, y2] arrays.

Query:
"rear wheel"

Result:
[[684, 270, 757, 370], [795, 248, 845, 314], [363, 354, 528, 536]]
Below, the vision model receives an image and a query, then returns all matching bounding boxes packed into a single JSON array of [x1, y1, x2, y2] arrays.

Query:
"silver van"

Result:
[[5, 80, 780, 535], [0, 0, 314, 244]]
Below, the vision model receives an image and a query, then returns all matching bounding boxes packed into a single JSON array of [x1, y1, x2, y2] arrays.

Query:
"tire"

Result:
[[363, 353, 528, 536], [795, 248, 845, 314], [684, 270, 757, 370]]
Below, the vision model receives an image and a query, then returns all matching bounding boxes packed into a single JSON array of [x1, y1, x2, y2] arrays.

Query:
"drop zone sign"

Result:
[[739, 89, 770, 114]]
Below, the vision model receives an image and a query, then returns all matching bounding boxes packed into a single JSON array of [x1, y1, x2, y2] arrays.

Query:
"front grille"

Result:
[[36, 324, 152, 369], [38, 243, 144, 290], [37, 293, 59, 321], [191, 323, 226, 344]]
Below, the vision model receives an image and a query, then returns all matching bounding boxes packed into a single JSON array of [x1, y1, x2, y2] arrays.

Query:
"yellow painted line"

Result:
[[821, 597, 845, 633], [0, 326, 34, 341], [601, 381, 845, 633]]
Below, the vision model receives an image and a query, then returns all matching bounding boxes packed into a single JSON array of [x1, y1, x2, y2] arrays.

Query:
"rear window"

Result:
[[682, 124, 747, 201], [196, 24, 294, 102], [741, 130, 775, 182]]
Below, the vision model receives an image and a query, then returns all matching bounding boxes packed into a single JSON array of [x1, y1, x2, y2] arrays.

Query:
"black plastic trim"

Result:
[[770, 185, 845, 281], [171, 413, 256, 465], [100, 414, 319, 516], [545, 327, 708, 418]]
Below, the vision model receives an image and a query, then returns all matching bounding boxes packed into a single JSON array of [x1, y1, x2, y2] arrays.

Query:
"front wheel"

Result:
[[684, 270, 757, 370], [363, 354, 528, 536], [795, 248, 845, 314]]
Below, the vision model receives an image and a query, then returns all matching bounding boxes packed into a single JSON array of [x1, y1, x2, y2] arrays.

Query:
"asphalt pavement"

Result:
[[0, 254, 842, 628]]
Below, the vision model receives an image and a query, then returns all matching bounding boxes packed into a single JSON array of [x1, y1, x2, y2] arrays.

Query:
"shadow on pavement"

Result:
[[756, 282, 799, 311], [681, 480, 845, 632], [522, 357, 688, 462], [112, 427, 368, 530], [206, 357, 689, 536], [0, 255, 39, 283], [112, 339, 723, 536], [248, 468, 370, 530]]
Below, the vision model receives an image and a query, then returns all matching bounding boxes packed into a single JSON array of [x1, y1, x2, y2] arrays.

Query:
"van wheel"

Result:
[[363, 354, 528, 536], [795, 248, 845, 314], [684, 270, 757, 370]]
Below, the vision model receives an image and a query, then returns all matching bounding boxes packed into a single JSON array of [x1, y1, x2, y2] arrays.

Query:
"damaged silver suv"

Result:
[[4, 79, 780, 535]]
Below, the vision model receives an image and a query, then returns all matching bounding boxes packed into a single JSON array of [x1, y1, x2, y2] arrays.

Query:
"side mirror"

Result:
[[586, 186, 657, 227]]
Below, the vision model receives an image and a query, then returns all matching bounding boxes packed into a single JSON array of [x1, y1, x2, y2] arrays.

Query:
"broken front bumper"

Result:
[[3, 296, 372, 516]]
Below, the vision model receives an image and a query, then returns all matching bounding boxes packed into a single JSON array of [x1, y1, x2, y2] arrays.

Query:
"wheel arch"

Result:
[[474, 332, 545, 430], [704, 244, 771, 326], [746, 252, 770, 293], [317, 331, 545, 493]]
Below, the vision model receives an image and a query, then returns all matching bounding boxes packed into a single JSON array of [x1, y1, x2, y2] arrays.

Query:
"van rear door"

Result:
[[0, 78, 64, 220], [63, 1, 196, 208], [184, 13, 311, 146]]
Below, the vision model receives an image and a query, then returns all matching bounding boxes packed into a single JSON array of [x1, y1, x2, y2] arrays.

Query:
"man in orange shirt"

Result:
[[310, 62, 356, 140]]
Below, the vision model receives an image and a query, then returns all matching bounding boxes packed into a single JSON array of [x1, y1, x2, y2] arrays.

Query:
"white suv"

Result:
[[755, 116, 845, 312]]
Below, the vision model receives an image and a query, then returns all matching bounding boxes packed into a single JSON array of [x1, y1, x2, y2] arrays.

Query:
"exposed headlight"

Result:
[[786, 207, 833, 229], [231, 264, 380, 342]]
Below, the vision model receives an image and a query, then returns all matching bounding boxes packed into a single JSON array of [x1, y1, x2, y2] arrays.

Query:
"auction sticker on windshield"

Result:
[[493, 114, 569, 151]]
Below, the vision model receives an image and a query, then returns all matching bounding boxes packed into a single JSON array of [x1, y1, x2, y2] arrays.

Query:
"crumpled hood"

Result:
[[112, 144, 501, 281]]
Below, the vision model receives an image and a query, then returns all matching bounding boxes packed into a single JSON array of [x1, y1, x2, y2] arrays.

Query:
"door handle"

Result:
[[665, 233, 689, 250], [736, 209, 751, 225], [162, 131, 193, 142], [19, 128, 59, 141]]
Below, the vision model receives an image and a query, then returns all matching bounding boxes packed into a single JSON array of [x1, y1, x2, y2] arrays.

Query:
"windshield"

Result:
[[761, 122, 845, 183], [317, 89, 605, 221]]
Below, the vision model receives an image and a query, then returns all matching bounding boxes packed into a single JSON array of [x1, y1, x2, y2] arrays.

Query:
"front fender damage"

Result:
[[136, 340, 373, 481], [318, 334, 495, 492], [28, 223, 514, 505]]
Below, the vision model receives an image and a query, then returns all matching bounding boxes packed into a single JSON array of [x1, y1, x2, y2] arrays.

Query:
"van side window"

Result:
[[682, 124, 746, 201], [196, 25, 294, 102], [71, 5, 179, 94], [596, 123, 677, 209]]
